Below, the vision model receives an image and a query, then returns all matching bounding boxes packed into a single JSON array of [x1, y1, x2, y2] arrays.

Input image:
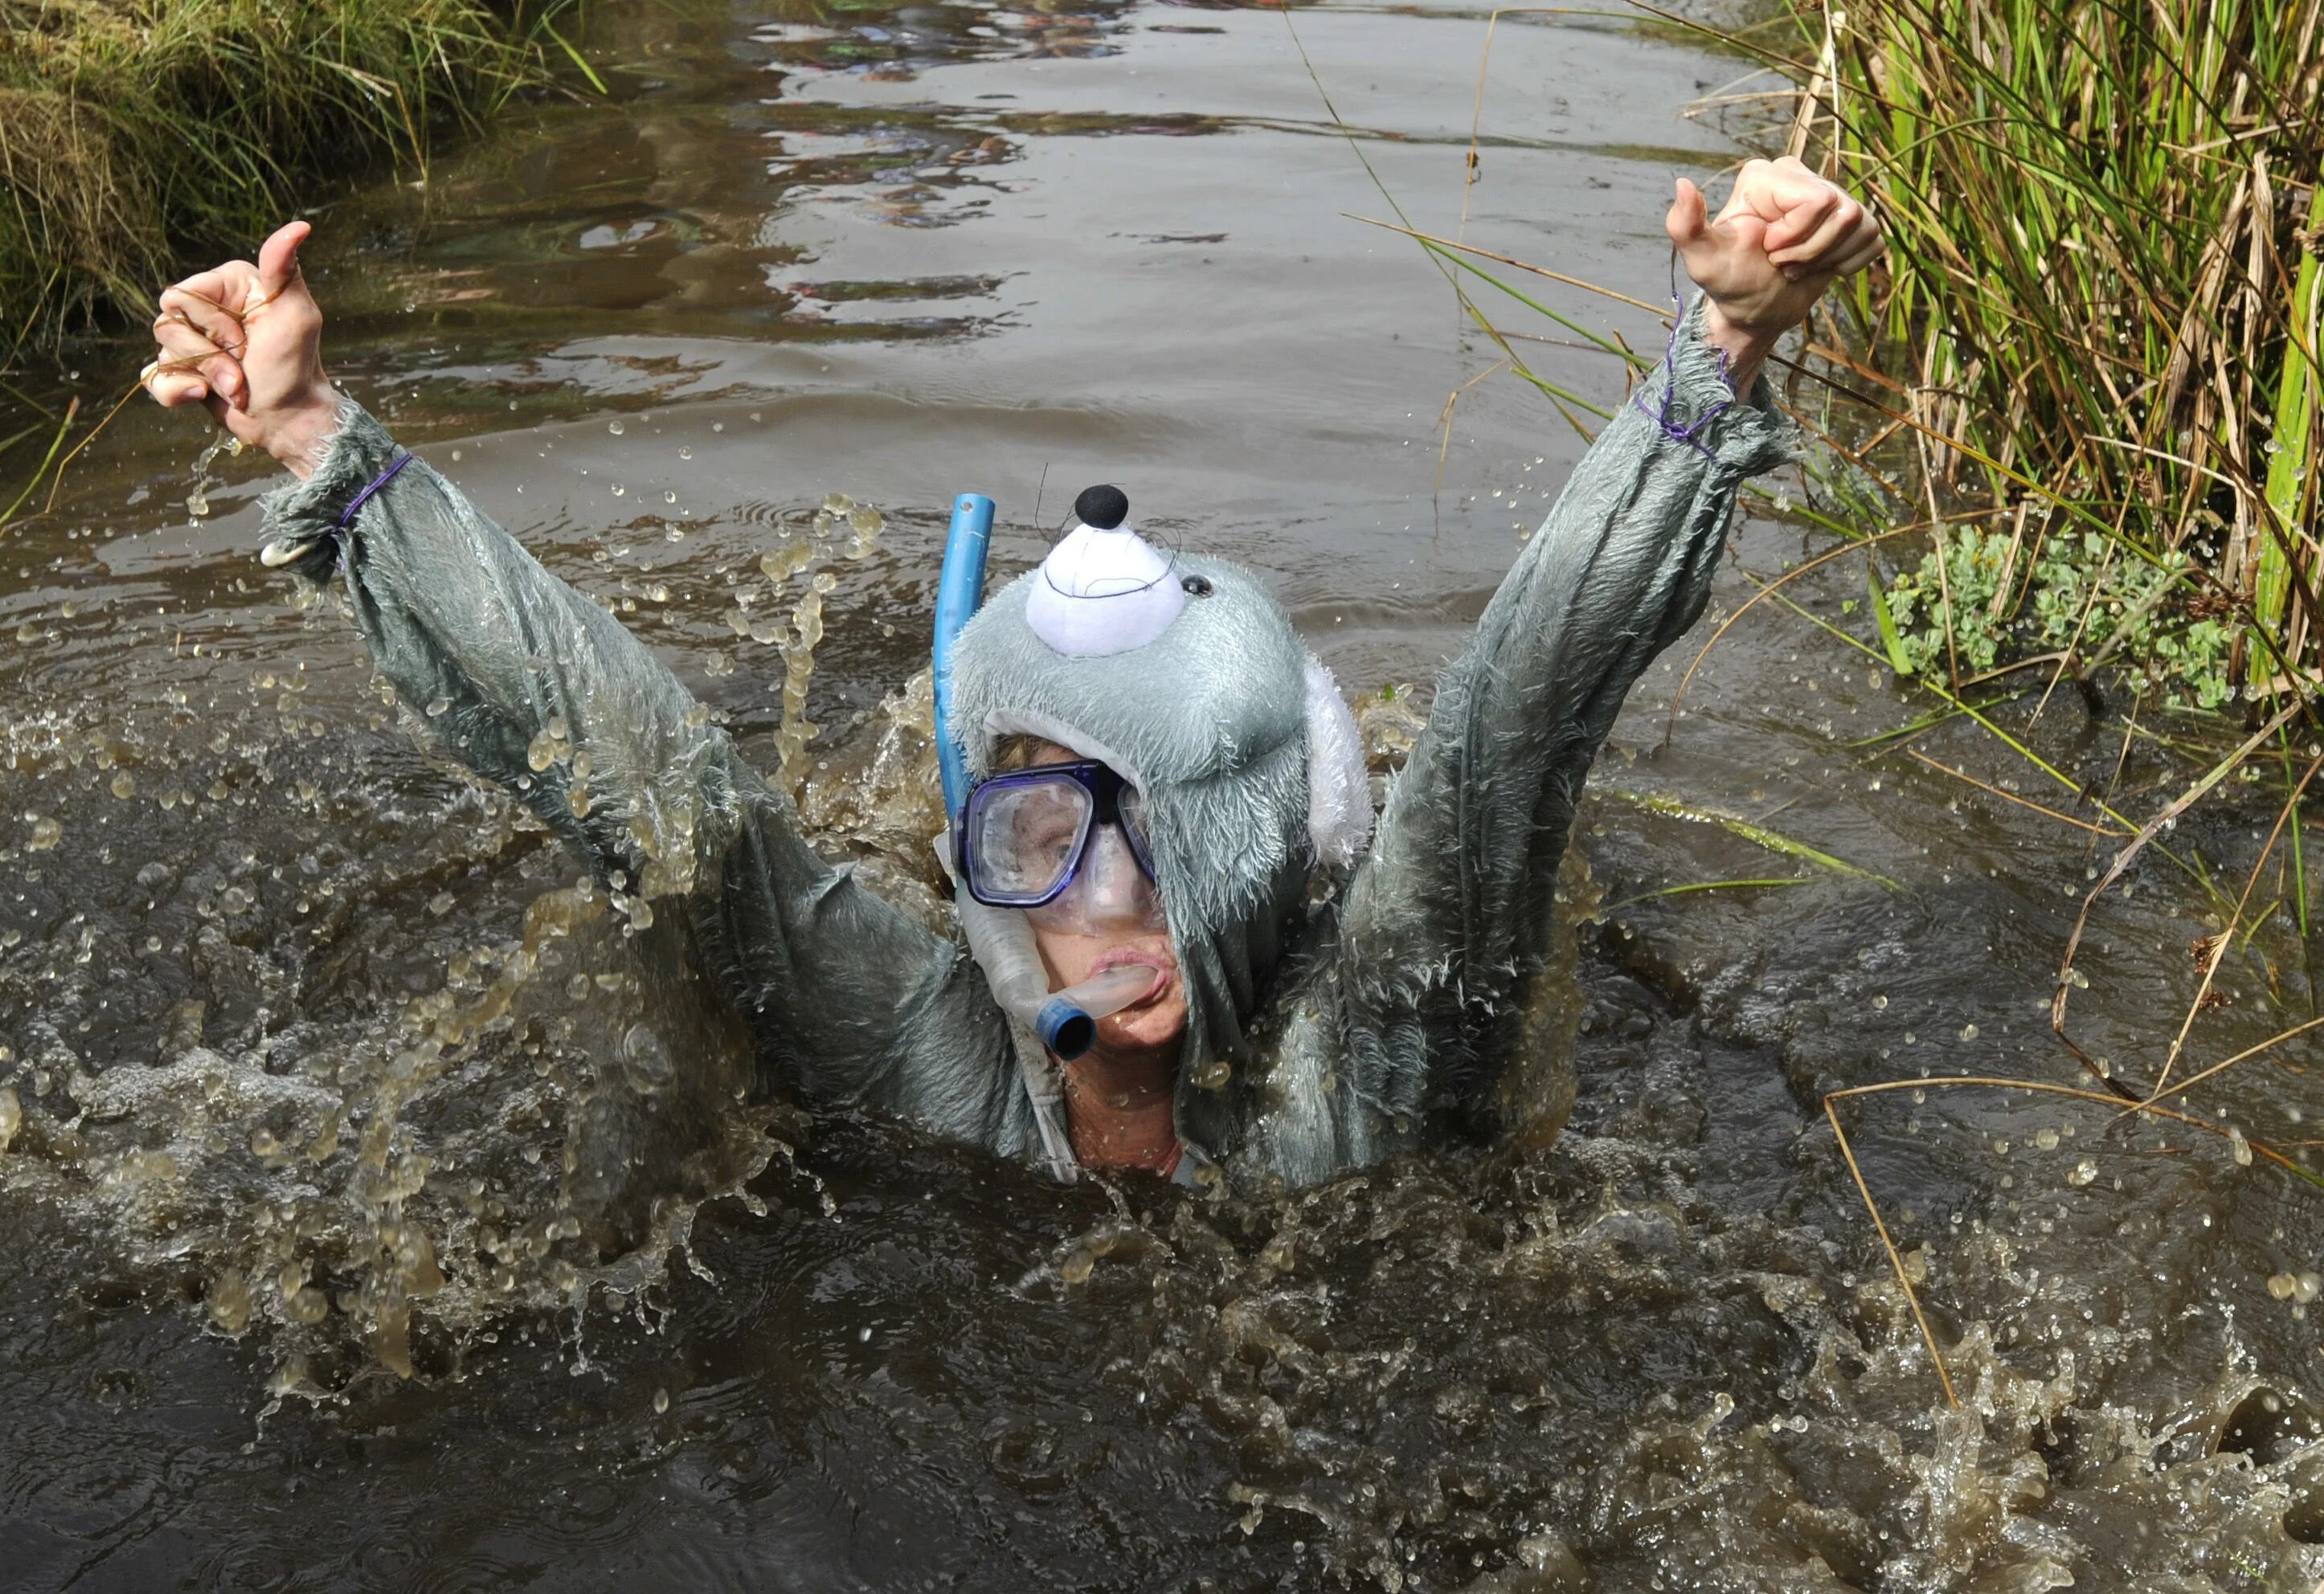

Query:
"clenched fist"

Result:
[[1666, 156, 1884, 390], [142, 220, 342, 480]]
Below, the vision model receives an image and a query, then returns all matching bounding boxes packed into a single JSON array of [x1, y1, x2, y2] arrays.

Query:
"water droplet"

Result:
[[2269, 1272, 2299, 1300], [206, 1273, 252, 1334], [612, 483, 626, 497], [608, 419, 626, 435], [678, 446, 694, 460], [653, 1388, 671, 1414], [620, 1024, 673, 1092], [0, 1085, 18, 1152], [26, 815, 60, 851], [2230, 1126, 2253, 1167], [1871, 994, 1888, 1010], [2067, 1159, 2098, 1187], [109, 770, 134, 799], [425, 695, 452, 717], [2035, 1128, 2059, 1151]]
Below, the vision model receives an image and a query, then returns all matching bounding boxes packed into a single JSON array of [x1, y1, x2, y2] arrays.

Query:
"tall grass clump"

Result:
[[0, 0, 579, 355], [1794, 0, 2324, 706]]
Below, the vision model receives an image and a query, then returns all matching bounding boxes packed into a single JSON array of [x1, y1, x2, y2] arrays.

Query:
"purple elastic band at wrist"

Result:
[[1630, 292, 1733, 459], [338, 451, 415, 529]]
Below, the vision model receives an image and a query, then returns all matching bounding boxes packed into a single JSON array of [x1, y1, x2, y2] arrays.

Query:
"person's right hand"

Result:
[[142, 221, 342, 480]]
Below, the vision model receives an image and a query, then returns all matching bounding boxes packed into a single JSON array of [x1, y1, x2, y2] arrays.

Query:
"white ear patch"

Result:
[[1302, 654, 1373, 869]]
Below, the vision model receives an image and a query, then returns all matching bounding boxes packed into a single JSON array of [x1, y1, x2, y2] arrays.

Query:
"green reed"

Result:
[[1787, 0, 2324, 704], [0, 0, 581, 358]]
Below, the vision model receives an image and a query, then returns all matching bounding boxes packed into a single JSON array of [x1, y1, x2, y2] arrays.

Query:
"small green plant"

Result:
[[1884, 529, 2234, 709], [1881, 527, 2011, 679]]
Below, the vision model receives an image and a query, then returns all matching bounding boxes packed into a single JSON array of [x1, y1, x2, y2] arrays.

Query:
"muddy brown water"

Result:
[[6, 1, 2324, 1588]]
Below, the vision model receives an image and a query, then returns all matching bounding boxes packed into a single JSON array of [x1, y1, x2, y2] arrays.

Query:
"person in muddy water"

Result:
[[139, 157, 1882, 1191]]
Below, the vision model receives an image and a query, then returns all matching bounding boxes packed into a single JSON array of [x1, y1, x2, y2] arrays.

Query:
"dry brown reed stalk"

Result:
[[1904, 749, 2134, 837], [2150, 747, 2324, 1089], [2049, 698, 2307, 1090], [1661, 520, 1929, 742]]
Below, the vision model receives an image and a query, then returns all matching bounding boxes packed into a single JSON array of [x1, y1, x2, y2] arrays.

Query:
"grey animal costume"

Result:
[[258, 303, 1787, 1188]]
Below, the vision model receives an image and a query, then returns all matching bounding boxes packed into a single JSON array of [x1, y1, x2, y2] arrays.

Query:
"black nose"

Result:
[[1074, 484, 1129, 529]]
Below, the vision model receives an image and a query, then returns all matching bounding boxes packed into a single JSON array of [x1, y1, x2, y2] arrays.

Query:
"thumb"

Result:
[[257, 220, 311, 298], [1664, 178, 1710, 252]]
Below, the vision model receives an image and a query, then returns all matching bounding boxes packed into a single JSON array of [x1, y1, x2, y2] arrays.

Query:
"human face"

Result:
[[1013, 742, 1188, 1055]]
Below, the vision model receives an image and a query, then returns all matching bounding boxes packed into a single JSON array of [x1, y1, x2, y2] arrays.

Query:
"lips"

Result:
[[1088, 949, 1170, 1008]]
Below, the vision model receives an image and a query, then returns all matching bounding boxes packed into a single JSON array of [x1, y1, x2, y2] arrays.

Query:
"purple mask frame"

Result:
[[957, 759, 1157, 909]]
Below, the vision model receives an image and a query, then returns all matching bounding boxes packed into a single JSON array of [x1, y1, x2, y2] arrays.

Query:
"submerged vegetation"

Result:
[[0, 0, 580, 356]]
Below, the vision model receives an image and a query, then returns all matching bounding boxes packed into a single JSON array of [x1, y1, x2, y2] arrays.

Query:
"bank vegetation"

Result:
[[0, 0, 582, 359]]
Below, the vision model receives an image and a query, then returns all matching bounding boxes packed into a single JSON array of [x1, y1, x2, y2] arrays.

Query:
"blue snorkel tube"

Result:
[[935, 493, 1146, 1064], [933, 493, 994, 825]]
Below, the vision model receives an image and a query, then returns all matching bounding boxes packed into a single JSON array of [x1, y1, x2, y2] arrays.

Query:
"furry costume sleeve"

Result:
[[1321, 300, 1794, 1150], [257, 402, 1025, 1146]]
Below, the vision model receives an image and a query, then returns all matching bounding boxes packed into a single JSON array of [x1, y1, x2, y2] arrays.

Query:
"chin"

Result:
[[1097, 998, 1189, 1052]]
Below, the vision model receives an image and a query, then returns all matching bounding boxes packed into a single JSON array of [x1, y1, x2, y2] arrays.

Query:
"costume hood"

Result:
[[946, 487, 1369, 1164]]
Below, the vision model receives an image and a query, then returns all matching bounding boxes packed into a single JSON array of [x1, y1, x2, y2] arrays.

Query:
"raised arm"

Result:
[[142, 225, 1013, 1133], [1335, 160, 1883, 1120]]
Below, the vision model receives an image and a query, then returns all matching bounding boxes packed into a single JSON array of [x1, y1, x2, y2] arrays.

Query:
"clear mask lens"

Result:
[[961, 760, 1160, 926], [1025, 818, 1165, 934], [968, 777, 1093, 903]]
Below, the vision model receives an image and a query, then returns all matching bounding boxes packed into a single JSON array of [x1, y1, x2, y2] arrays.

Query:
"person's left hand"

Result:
[[1665, 156, 1884, 390]]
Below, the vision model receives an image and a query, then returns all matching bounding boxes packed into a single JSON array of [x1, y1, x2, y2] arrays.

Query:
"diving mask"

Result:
[[957, 760, 1164, 932]]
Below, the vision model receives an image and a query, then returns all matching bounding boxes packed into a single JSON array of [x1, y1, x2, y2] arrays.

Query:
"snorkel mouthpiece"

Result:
[[1037, 999, 1094, 1060], [1033, 963, 1156, 1060], [953, 898, 1155, 1061]]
